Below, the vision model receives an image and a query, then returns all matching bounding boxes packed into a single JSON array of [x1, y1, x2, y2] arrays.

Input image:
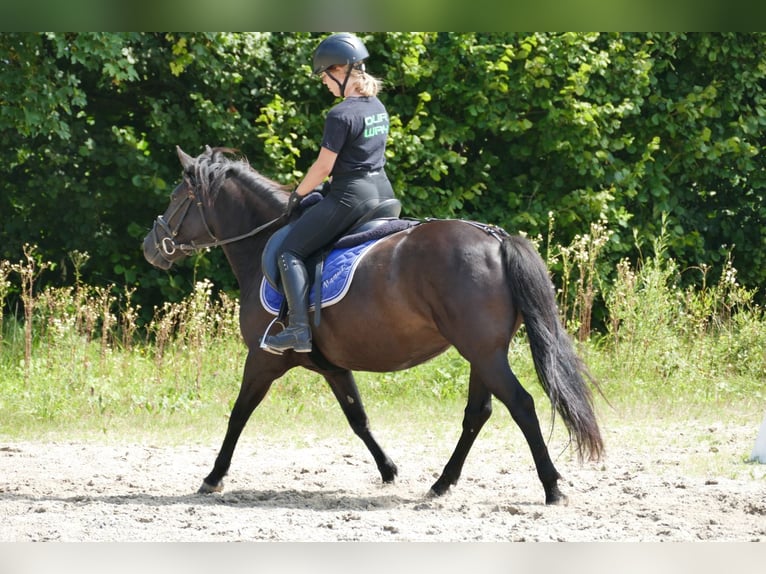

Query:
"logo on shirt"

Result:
[[364, 113, 389, 138]]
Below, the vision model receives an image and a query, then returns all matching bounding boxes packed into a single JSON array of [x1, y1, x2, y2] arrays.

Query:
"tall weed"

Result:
[[546, 216, 610, 341], [0, 225, 763, 441], [0, 260, 11, 346], [0, 266, 244, 435], [598, 229, 764, 409]]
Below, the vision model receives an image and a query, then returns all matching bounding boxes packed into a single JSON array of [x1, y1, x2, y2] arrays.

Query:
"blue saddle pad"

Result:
[[260, 239, 378, 315]]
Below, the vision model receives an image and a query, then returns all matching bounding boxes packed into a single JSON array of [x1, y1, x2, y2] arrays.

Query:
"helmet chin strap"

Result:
[[328, 64, 360, 97]]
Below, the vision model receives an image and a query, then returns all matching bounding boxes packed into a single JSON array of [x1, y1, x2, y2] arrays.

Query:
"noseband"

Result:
[[150, 177, 283, 261]]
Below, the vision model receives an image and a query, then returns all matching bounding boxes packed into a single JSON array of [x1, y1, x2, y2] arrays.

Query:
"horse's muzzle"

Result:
[[143, 221, 177, 270]]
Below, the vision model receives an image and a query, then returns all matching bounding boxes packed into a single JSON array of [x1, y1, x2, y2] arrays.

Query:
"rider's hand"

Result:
[[285, 189, 302, 218]]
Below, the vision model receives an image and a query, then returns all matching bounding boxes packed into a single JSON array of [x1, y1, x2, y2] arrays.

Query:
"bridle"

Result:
[[151, 175, 283, 260]]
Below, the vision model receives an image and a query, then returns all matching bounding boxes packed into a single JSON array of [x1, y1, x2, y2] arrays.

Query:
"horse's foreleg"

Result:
[[479, 353, 566, 505], [323, 369, 398, 483], [430, 372, 492, 496], [199, 353, 278, 494]]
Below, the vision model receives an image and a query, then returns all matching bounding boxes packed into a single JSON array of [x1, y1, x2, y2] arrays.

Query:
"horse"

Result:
[[143, 145, 604, 505]]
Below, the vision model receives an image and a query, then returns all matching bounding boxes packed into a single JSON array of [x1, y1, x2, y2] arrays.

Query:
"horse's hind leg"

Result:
[[463, 351, 565, 505], [322, 369, 398, 483], [431, 372, 492, 496]]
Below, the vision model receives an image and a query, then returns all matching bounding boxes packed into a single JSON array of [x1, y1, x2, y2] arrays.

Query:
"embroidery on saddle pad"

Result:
[[259, 238, 378, 315]]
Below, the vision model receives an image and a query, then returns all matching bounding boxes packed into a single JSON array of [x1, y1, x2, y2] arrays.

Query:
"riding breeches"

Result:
[[277, 170, 395, 260]]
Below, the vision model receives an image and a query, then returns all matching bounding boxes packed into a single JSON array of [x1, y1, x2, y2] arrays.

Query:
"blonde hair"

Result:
[[352, 68, 383, 97], [326, 65, 383, 97], [326, 64, 384, 97]]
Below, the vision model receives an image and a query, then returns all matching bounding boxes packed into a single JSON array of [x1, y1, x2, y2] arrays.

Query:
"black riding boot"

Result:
[[262, 252, 312, 354]]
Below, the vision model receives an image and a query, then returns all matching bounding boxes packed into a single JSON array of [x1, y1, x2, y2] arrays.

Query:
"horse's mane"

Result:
[[192, 146, 290, 210]]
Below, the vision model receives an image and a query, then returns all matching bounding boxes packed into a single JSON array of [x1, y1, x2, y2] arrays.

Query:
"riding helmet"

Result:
[[312, 33, 370, 75]]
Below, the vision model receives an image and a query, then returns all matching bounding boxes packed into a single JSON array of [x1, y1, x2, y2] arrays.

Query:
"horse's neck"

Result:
[[221, 237, 268, 293], [216, 177, 283, 291]]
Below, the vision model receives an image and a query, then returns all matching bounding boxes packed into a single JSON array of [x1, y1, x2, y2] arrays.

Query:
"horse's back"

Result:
[[314, 220, 518, 370]]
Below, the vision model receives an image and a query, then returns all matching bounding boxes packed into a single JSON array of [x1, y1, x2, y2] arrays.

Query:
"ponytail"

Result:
[[351, 68, 383, 97]]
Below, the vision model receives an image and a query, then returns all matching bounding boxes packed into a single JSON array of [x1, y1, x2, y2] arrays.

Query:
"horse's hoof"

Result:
[[381, 462, 398, 483], [198, 480, 223, 494], [427, 487, 449, 498], [428, 481, 451, 497], [545, 491, 569, 506]]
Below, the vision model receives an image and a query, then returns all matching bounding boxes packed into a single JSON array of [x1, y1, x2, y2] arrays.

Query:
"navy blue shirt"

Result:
[[321, 96, 389, 175]]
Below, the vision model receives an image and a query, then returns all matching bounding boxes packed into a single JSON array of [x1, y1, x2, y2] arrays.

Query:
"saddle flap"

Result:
[[262, 197, 403, 290], [261, 223, 293, 290], [260, 239, 380, 316]]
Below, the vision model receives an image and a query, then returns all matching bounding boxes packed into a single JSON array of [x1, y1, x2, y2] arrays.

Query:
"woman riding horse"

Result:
[[261, 33, 396, 355], [144, 144, 604, 504]]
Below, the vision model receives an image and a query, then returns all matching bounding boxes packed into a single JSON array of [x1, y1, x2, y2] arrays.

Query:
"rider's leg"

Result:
[[262, 251, 312, 354]]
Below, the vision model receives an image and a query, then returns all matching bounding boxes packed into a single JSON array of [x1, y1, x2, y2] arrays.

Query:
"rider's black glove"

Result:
[[285, 189, 302, 218]]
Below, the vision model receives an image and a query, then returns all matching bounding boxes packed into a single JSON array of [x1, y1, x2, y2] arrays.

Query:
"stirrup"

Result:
[[259, 316, 285, 355], [261, 326, 312, 354]]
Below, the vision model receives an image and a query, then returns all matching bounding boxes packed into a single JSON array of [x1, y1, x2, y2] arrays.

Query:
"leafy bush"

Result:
[[2, 33, 765, 322]]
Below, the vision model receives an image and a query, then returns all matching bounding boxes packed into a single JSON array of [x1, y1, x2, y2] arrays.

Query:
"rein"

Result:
[[154, 178, 284, 258]]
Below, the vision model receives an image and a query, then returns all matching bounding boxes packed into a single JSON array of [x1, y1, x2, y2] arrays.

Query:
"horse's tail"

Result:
[[503, 234, 604, 461]]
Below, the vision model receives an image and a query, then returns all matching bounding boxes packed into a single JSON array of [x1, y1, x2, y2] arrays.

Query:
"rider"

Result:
[[261, 32, 395, 355]]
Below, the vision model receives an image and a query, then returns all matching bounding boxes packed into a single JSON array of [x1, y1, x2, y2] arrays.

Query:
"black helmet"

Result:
[[312, 33, 369, 75]]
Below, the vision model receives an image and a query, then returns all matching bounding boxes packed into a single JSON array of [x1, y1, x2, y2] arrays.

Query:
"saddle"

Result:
[[261, 193, 417, 326]]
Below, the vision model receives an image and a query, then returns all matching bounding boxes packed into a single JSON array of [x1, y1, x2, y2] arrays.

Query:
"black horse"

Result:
[[143, 146, 603, 504]]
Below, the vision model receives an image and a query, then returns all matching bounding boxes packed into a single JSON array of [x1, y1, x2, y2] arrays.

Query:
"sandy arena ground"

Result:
[[1, 418, 764, 542]]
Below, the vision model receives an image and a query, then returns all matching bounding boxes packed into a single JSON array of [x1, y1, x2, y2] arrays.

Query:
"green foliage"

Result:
[[0, 226, 762, 440], [597, 227, 765, 407], [0, 276, 244, 435], [1, 32, 765, 323]]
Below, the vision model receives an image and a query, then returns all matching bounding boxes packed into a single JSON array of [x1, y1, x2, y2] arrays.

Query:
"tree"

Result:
[[2, 32, 764, 326]]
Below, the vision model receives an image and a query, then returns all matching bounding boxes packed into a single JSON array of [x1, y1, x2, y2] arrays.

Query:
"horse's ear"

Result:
[[176, 146, 194, 170]]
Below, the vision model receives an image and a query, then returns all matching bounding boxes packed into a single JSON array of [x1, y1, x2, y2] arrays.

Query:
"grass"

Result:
[[0, 232, 764, 486]]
